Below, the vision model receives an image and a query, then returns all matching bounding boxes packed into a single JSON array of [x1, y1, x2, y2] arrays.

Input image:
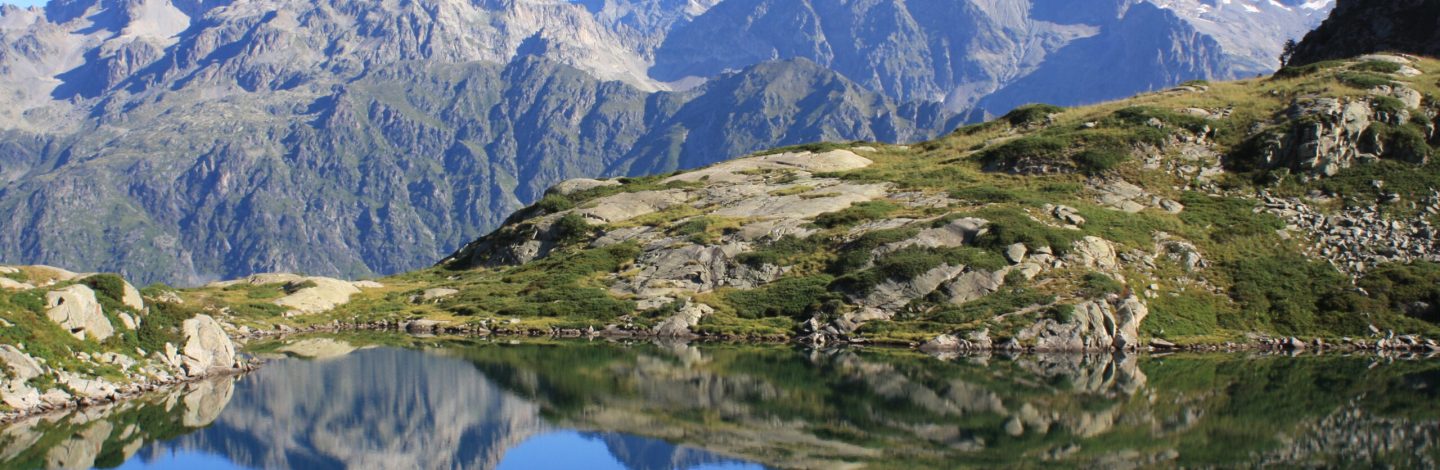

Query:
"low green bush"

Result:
[[1336, 71, 1394, 89], [737, 235, 822, 268], [1081, 272, 1125, 298], [1352, 60, 1403, 74], [553, 213, 596, 244], [1003, 104, 1066, 127], [931, 286, 1054, 324], [1272, 60, 1346, 79], [1358, 261, 1440, 322], [972, 207, 1081, 254], [725, 275, 839, 319], [535, 193, 576, 213], [812, 201, 900, 229], [81, 274, 128, 303], [1224, 255, 1349, 334]]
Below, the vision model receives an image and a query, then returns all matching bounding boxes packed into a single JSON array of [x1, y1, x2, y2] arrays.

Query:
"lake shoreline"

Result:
[[7, 320, 1431, 427], [0, 361, 260, 427]]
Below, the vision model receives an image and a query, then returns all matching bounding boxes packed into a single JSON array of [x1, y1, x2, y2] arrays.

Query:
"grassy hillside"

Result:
[[230, 54, 1440, 347]]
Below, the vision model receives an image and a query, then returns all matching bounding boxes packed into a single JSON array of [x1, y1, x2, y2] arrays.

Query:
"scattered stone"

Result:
[[1005, 243, 1028, 264]]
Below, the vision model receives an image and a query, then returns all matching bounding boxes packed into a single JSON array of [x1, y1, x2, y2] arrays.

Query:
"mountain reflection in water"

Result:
[[1, 336, 1438, 469]]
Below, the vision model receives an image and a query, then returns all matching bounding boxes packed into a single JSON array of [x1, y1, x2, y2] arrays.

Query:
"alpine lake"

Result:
[[1, 334, 1437, 469]]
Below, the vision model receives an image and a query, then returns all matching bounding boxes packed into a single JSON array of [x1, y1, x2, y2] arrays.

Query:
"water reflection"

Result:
[[2, 336, 1438, 469]]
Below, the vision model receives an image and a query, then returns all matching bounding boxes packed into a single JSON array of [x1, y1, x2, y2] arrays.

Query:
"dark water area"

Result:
[[1, 336, 1438, 469]]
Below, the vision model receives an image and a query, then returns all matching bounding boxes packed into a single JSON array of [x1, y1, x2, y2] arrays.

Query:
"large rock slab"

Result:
[[665, 150, 873, 184], [45, 285, 114, 341], [274, 277, 365, 315], [179, 314, 237, 377]]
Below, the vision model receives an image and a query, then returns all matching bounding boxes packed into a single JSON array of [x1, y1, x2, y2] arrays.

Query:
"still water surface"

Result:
[[2, 335, 1437, 469]]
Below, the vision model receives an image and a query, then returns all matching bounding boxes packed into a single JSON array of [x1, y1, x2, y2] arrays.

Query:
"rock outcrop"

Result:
[[178, 315, 238, 377], [44, 285, 114, 342], [1019, 296, 1151, 352]]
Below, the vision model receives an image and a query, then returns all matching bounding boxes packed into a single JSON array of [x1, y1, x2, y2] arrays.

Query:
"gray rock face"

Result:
[[179, 315, 237, 377], [1020, 295, 1150, 351], [652, 301, 714, 337], [1069, 236, 1121, 272], [859, 264, 967, 311], [45, 285, 114, 341]]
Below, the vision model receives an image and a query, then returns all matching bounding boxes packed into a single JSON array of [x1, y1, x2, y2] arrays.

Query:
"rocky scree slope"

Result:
[[0, 0, 1329, 286], [337, 55, 1440, 352]]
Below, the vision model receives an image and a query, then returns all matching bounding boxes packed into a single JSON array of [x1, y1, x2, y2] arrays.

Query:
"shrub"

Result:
[[827, 227, 921, 275], [81, 274, 128, 303], [1363, 122, 1433, 163], [1081, 272, 1125, 298], [1273, 59, 1346, 79], [553, 213, 596, 244], [932, 286, 1054, 324], [1073, 148, 1128, 175], [1370, 95, 1409, 115], [535, 194, 575, 213], [812, 200, 900, 229], [737, 235, 822, 268], [1352, 60, 1403, 74], [1178, 193, 1285, 244], [1144, 291, 1225, 338], [1358, 261, 1440, 322], [979, 134, 1068, 168], [134, 301, 200, 353], [1003, 104, 1065, 127], [1224, 255, 1348, 334], [516, 287, 635, 320], [725, 275, 839, 319], [1336, 71, 1394, 89], [1112, 106, 1211, 134], [950, 186, 1018, 203], [972, 207, 1081, 254]]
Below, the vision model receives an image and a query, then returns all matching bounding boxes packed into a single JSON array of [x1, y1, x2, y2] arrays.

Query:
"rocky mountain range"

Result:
[[0, 0, 1332, 285]]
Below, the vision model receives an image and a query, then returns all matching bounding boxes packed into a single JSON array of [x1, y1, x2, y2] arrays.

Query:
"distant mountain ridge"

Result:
[[0, 0, 1331, 284]]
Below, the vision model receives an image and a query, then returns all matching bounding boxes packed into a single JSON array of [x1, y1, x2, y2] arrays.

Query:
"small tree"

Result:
[[1279, 39, 1298, 67]]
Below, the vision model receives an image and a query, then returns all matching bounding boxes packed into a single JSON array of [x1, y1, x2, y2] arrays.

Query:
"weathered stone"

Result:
[[0, 345, 42, 381], [1021, 296, 1150, 352], [859, 264, 966, 310], [179, 315, 238, 377], [1005, 243, 1028, 264], [1070, 236, 1120, 271], [274, 277, 364, 315], [652, 302, 714, 337], [45, 285, 114, 341], [120, 280, 144, 312], [944, 270, 1006, 305], [0, 277, 33, 291], [420, 288, 460, 302]]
